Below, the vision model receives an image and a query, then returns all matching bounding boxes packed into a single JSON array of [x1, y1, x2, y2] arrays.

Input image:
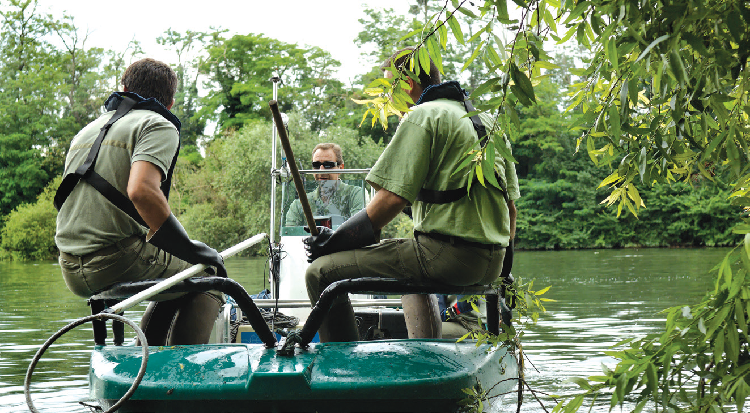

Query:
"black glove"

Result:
[[148, 214, 227, 277], [303, 209, 377, 263]]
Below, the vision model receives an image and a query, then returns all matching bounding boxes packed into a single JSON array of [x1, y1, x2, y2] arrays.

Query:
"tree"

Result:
[[198, 32, 344, 133], [157, 29, 211, 147], [359, 0, 748, 410], [0, 0, 63, 216]]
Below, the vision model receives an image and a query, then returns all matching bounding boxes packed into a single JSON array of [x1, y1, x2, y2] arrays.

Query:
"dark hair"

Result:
[[381, 46, 441, 87], [120, 58, 178, 108], [312, 142, 344, 164]]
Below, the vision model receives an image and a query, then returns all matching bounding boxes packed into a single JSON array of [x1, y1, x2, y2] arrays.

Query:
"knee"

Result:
[[305, 261, 325, 302]]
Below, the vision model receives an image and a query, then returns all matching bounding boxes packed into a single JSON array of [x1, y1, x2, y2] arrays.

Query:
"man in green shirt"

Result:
[[55, 58, 225, 345], [304, 48, 520, 342], [285, 143, 365, 227]]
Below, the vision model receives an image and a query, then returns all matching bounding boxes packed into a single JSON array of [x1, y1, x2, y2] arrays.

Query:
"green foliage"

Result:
[[0, 175, 61, 261], [198, 33, 345, 133]]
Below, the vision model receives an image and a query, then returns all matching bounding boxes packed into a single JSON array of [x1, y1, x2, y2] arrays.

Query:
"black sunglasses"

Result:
[[312, 161, 339, 169]]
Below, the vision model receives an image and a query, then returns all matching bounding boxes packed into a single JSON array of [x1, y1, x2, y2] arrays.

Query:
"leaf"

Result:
[[426, 36, 443, 74], [461, 40, 485, 72], [536, 286, 551, 295], [637, 146, 647, 183], [702, 131, 727, 161], [635, 34, 669, 63], [447, 15, 465, 45], [564, 1, 591, 24], [418, 46, 431, 76], [510, 63, 536, 103], [496, 0, 510, 21], [567, 377, 592, 390], [669, 48, 686, 86], [609, 105, 621, 140], [451, 153, 476, 177], [470, 77, 500, 99], [399, 28, 423, 42], [437, 23, 448, 49], [476, 161, 485, 187], [484, 141, 502, 191], [714, 328, 725, 364], [735, 376, 750, 412], [646, 362, 658, 395], [607, 38, 618, 71], [726, 323, 739, 364], [511, 84, 533, 106]]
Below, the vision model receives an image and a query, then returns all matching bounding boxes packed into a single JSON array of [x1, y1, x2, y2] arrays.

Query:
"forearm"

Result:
[[365, 189, 408, 230], [507, 200, 517, 240], [127, 161, 172, 237]]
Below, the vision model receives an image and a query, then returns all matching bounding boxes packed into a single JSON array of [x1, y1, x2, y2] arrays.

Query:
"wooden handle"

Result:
[[268, 100, 319, 236]]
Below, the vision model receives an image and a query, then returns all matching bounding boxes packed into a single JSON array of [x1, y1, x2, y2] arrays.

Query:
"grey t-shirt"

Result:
[[55, 109, 178, 255]]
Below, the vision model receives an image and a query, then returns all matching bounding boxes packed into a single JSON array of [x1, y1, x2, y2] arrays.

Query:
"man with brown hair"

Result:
[[55, 58, 225, 345], [304, 47, 519, 342], [285, 142, 365, 227]]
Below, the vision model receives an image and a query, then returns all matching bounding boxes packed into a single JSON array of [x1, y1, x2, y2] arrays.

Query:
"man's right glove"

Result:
[[304, 209, 377, 263], [148, 214, 227, 277]]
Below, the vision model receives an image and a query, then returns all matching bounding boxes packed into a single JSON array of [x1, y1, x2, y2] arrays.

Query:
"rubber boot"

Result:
[[167, 292, 224, 345], [138, 298, 183, 346], [402, 294, 442, 339], [318, 300, 359, 342]]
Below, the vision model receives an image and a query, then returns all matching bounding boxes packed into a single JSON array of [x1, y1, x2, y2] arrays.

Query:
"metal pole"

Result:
[[269, 76, 281, 245]]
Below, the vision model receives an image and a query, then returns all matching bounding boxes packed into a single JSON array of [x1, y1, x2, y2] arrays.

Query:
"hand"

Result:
[[303, 226, 334, 263], [191, 240, 227, 278]]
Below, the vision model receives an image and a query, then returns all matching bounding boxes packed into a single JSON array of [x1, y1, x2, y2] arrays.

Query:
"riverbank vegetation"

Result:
[[0, 0, 742, 261]]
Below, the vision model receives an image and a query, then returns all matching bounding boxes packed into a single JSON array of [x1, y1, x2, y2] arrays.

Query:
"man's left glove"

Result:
[[148, 214, 227, 277], [304, 209, 377, 263]]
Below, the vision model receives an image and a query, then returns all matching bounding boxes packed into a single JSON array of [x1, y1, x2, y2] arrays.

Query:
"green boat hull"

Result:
[[90, 339, 518, 412]]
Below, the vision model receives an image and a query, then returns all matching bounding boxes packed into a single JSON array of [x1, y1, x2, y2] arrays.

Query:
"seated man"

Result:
[[285, 143, 365, 227], [304, 47, 519, 342], [55, 58, 225, 346]]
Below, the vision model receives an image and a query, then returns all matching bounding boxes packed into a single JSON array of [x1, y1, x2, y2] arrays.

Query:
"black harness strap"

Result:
[[54, 93, 180, 228], [415, 83, 507, 204]]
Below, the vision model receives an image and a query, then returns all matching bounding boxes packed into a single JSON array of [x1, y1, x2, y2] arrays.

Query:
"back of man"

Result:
[[56, 110, 175, 259], [368, 97, 517, 251], [55, 58, 224, 346]]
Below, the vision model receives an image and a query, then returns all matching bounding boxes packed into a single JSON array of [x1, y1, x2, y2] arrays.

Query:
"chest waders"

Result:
[[53, 92, 181, 225]]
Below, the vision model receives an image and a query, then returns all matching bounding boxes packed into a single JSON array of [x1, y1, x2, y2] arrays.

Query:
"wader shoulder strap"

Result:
[[53, 96, 148, 227], [416, 98, 508, 204]]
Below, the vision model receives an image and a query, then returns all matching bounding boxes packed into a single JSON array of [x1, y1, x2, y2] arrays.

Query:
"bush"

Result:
[[0, 175, 62, 261]]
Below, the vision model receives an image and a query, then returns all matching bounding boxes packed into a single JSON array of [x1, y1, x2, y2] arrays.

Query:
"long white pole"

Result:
[[269, 77, 281, 245], [108, 233, 268, 314]]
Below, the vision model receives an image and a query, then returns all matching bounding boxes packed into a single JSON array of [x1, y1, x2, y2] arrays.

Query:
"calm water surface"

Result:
[[0, 248, 727, 412]]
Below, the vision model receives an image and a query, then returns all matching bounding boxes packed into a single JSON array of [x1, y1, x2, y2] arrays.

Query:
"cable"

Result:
[[25, 313, 149, 413]]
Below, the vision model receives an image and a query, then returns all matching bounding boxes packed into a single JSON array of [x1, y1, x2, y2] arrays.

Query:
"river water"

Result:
[[0, 248, 728, 412]]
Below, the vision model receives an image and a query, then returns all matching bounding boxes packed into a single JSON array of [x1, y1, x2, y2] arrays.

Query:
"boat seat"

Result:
[[88, 277, 277, 347], [298, 277, 510, 347]]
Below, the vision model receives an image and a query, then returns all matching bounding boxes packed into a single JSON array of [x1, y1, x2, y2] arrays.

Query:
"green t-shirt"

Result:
[[366, 98, 520, 246], [55, 109, 179, 255], [285, 181, 366, 226]]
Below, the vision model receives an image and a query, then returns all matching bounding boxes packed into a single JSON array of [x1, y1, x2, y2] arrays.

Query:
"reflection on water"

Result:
[[501, 248, 724, 412], [0, 248, 727, 412]]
